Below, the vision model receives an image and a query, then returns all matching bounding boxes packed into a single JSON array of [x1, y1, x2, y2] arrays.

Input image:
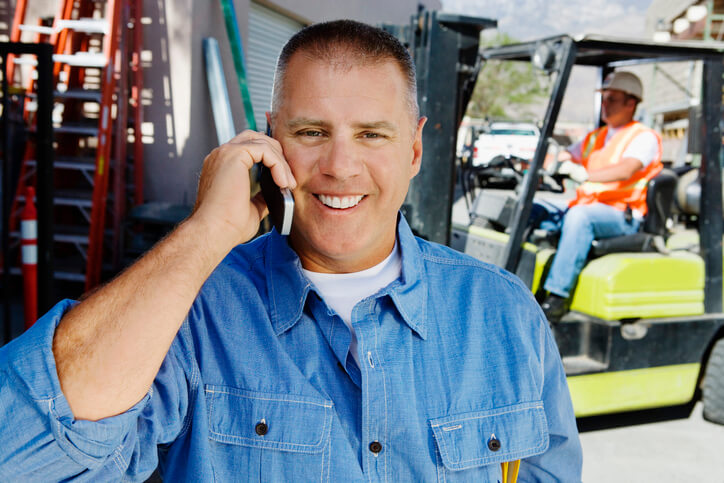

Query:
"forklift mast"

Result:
[[382, 11, 496, 245]]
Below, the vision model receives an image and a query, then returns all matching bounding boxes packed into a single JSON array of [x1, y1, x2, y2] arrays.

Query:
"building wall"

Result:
[[643, 0, 706, 164], [645, 0, 691, 31], [142, 0, 441, 206]]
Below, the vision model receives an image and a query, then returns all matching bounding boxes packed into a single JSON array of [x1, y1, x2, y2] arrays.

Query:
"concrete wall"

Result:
[[142, 0, 441, 205]]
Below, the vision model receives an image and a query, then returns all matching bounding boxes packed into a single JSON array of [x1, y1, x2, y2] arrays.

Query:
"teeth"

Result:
[[318, 194, 364, 209]]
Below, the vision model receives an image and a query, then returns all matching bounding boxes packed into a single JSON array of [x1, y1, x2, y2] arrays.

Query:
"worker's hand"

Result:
[[557, 160, 589, 184], [191, 130, 296, 247]]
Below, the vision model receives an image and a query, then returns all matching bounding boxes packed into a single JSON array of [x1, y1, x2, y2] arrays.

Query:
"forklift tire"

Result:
[[703, 338, 724, 424]]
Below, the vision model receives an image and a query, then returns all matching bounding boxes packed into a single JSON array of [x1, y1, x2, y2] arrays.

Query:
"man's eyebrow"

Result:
[[353, 121, 397, 131], [285, 118, 330, 130]]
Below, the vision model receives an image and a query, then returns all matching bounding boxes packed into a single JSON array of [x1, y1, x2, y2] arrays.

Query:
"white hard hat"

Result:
[[599, 71, 643, 101]]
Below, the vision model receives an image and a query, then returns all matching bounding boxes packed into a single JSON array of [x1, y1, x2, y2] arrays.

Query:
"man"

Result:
[[0, 20, 581, 481], [541, 71, 663, 321]]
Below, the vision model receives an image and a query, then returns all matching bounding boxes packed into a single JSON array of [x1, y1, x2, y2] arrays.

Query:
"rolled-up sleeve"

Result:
[[0, 300, 195, 481]]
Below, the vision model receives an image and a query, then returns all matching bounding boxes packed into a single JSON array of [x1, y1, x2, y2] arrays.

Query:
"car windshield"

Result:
[[490, 128, 537, 136]]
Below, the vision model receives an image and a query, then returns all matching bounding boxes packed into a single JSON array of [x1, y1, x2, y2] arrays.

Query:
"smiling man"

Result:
[[0, 20, 581, 481], [269, 42, 425, 274]]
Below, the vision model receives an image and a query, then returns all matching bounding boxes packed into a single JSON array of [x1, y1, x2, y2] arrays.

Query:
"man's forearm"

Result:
[[587, 156, 643, 183], [53, 216, 236, 421], [51, 129, 293, 421]]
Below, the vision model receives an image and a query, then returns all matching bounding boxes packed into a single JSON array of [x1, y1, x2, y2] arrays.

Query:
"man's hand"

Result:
[[557, 160, 589, 183], [543, 149, 572, 173], [53, 130, 297, 421], [193, 130, 297, 248]]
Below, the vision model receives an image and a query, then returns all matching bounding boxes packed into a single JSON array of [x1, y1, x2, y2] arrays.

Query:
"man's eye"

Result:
[[362, 132, 383, 139], [298, 130, 323, 137]]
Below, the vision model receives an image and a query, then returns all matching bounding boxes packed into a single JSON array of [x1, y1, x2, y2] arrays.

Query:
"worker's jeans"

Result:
[[543, 203, 640, 298]]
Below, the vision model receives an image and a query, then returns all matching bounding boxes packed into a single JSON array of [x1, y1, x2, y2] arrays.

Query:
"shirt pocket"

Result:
[[205, 385, 334, 482], [429, 401, 549, 482]]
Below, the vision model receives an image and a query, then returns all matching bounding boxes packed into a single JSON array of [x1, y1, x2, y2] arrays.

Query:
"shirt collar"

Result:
[[265, 215, 428, 339], [386, 216, 428, 339]]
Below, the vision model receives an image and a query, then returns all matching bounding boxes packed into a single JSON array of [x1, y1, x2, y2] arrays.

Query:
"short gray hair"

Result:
[[271, 20, 419, 124]]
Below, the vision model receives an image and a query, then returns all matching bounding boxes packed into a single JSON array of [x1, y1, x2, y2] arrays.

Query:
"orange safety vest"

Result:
[[569, 121, 663, 215]]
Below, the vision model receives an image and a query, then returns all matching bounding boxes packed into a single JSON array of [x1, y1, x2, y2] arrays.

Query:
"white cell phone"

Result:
[[260, 164, 294, 235]]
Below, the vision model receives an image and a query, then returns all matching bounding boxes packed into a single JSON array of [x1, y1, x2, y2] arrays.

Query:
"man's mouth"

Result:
[[317, 194, 365, 209]]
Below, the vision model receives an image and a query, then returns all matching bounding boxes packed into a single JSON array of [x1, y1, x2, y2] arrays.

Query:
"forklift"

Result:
[[387, 13, 724, 424], [451, 35, 724, 423]]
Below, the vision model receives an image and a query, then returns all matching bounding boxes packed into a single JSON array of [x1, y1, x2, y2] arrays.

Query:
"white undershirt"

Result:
[[302, 242, 402, 367]]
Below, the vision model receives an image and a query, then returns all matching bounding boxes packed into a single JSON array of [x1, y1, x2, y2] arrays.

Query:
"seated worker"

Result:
[[541, 71, 663, 320], [0, 20, 581, 481]]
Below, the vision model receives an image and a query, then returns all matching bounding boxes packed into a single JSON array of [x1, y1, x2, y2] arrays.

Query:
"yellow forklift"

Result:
[[448, 35, 724, 423]]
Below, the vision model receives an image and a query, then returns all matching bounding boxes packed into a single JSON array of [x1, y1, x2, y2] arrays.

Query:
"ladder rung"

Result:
[[56, 19, 108, 35], [55, 122, 98, 136], [26, 157, 96, 170], [17, 191, 93, 208], [54, 190, 94, 208], [7, 265, 84, 282], [55, 155, 97, 166], [55, 233, 89, 244], [9, 226, 89, 245], [19, 19, 107, 35], [53, 53, 107, 68], [55, 88, 102, 102], [54, 226, 91, 245], [55, 255, 90, 282], [10, 53, 106, 68], [12, 56, 38, 66], [25, 89, 102, 102], [18, 25, 54, 35], [54, 270, 86, 282]]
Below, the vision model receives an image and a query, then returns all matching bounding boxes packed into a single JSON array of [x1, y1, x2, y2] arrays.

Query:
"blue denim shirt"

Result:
[[0, 217, 582, 482]]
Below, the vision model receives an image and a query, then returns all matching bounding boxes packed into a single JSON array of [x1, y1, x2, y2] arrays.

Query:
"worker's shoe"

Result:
[[541, 293, 567, 322]]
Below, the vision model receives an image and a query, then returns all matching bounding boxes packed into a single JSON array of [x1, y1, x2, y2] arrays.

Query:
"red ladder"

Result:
[[8, 0, 144, 292]]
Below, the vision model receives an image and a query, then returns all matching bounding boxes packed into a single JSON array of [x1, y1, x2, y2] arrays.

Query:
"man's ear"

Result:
[[410, 117, 427, 178]]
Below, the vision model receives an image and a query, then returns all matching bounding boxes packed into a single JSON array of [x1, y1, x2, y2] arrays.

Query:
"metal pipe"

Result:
[[33, 43, 54, 315], [700, 55, 723, 313], [503, 37, 577, 273], [203, 37, 236, 145]]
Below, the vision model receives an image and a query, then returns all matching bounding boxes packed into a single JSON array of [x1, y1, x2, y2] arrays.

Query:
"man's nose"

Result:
[[318, 136, 363, 180]]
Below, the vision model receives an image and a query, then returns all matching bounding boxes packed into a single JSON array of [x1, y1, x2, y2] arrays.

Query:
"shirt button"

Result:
[[369, 441, 383, 453], [255, 421, 268, 436], [488, 437, 501, 452]]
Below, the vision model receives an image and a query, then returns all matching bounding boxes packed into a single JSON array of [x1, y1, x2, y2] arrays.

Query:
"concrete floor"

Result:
[[579, 403, 724, 482]]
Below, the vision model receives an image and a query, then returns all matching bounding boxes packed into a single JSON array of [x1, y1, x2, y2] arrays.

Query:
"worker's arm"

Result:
[[542, 149, 573, 170], [586, 156, 643, 183], [52, 130, 296, 421]]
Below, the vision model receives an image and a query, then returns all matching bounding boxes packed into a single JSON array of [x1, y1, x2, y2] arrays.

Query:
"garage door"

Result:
[[247, 2, 303, 130]]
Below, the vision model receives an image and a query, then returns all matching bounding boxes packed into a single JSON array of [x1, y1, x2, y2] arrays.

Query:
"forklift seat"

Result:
[[590, 169, 678, 256], [675, 167, 700, 216]]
